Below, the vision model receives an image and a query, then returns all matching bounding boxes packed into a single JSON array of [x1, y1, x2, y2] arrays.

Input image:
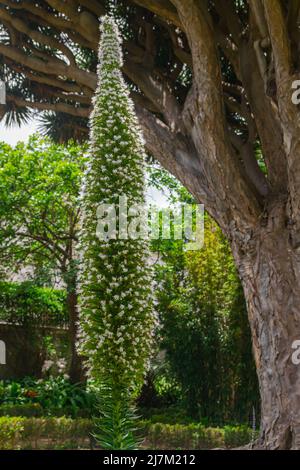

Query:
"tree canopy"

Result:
[[0, 136, 85, 381], [0, 135, 84, 278], [1, 1, 299, 241]]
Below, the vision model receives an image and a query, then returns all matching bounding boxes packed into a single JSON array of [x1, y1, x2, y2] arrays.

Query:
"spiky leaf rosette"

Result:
[[77, 16, 155, 392]]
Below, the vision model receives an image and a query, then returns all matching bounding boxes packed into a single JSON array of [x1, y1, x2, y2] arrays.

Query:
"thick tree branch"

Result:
[[6, 94, 90, 118], [171, 0, 262, 228], [0, 7, 76, 65], [263, 0, 300, 230], [132, 0, 181, 27], [124, 60, 182, 131], [135, 104, 219, 217], [251, 0, 269, 39], [229, 132, 269, 197], [263, 0, 292, 82], [238, 14, 288, 190], [213, 0, 242, 46], [262, 0, 300, 136], [9, 64, 91, 95], [0, 43, 97, 89], [79, 0, 105, 17], [45, 0, 99, 45]]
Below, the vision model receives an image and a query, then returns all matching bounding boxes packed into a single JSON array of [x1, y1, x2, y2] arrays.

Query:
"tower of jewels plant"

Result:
[[77, 16, 156, 449]]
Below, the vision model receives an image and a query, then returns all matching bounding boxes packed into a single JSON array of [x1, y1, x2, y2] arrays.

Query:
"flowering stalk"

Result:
[[77, 16, 156, 446]]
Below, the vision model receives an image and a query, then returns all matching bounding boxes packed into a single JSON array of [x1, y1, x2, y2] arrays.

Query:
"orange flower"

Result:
[[24, 389, 38, 398]]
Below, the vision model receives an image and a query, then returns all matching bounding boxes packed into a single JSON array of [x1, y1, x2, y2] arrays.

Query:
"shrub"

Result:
[[223, 424, 258, 448], [0, 377, 97, 417], [0, 417, 25, 449], [0, 403, 44, 417], [155, 216, 259, 422], [144, 422, 224, 449], [143, 421, 254, 449], [0, 281, 67, 326], [140, 405, 195, 425]]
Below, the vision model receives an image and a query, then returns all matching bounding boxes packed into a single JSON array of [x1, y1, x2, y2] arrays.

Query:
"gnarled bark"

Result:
[[230, 197, 300, 449]]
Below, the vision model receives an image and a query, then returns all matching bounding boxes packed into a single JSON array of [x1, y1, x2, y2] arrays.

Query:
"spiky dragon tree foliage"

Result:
[[77, 16, 156, 446]]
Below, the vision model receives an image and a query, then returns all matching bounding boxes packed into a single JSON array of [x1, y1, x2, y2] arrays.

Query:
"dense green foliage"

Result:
[[0, 151, 259, 426], [0, 403, 46, 418], [0, 136, 87, 381], [148, 168, 259, 424], [0, 377, 96, 418], [0, 281, 67, 326], [0, 160, 259, 425], [0, 130, 260, 439], [0, 136, 84, 280], [93, 382, 140, 450], [154, 217, 259, 423]]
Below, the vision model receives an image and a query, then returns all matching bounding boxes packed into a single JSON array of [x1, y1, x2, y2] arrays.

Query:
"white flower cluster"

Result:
[[77, 16, 157, 390]]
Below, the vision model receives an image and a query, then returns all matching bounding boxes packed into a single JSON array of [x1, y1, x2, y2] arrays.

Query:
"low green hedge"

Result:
[[0, 417, 92, 450], [0, 416, 257, 450], [142, 422, 257, 449], [0, 402, 91, 418], [0, 281, 67, 326], [0, 403, 44, 417], [143, 422, 221, 449], [0, 417, 25, 450], [223, 425, 257, 448]]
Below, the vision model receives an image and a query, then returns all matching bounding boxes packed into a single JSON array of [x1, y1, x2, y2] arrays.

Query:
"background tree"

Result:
[[1, 0, 300, 448], [155, 218, 259, 423], [0, 136, 85, 383], [149, 169, 259, 424]]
